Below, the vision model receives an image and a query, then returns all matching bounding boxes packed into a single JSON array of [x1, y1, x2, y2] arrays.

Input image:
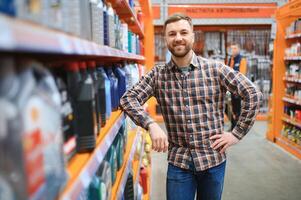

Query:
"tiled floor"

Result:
[[150, 121, 301, 200]]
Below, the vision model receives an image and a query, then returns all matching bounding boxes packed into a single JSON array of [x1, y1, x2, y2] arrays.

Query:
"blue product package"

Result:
[[105, 67, 119, 111], [103, 2, 109, 46], [113, 65, 126, 100], [0, 0, 15, 16], [95, 65, 108, 127]]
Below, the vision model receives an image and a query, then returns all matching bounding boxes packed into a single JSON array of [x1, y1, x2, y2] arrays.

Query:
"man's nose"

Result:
[[175, 33, 182, 42]]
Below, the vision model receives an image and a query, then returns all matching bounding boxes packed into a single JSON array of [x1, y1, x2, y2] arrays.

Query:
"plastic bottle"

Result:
[[107, 3, 115, 48], [76, 62, 97, 152], [113, 65, 126, 100], [32, 63, 67, 199], [97, 0, 104, 45], [0, 58, 26, 200], [97, 160, 112, 200], [128, 31, 132, 53], [87, 176, 102, 200], [105, 146, 117, 184], [97, 67, 112, 125], [103, 2, 109, 46], [105, 67, 119, 111], [52, 68, 76, 160], [87, 61, 101, 135], [0, 0, 16, 16]]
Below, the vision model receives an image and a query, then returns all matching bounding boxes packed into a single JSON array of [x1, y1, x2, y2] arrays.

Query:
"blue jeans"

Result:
[[166, 161, 226, 200]]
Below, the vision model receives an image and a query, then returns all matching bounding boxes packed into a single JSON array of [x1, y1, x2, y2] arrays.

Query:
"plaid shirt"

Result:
[[120, 53, 262, 171]]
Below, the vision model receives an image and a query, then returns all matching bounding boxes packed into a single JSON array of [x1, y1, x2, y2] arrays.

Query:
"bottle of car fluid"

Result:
[[87, 61, 101, 135], [76, 62, 97, 152], [97, 67, 111, 126]]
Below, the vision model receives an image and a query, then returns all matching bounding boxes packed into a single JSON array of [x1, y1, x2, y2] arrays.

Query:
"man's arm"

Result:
[[119, 67, 157, 130], [120, 66, 168, 152], [219, 63, 262, 139]]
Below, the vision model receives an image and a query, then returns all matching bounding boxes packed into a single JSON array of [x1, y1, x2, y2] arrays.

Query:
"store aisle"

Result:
[[150, 121, 301, 200]]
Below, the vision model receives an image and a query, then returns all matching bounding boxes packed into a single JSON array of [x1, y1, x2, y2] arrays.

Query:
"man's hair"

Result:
[[163, 13, 193, 33], [230, 42, 241, 48]]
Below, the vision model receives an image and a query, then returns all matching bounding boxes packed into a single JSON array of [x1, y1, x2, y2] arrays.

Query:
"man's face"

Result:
[[165, 20, 194, 58], [230, 45, 240, 57]]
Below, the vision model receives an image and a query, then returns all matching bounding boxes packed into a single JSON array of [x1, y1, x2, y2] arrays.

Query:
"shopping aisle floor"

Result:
[[150, 121, 301, 200]]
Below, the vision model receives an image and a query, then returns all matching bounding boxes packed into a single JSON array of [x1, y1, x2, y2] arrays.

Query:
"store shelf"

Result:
[[283, 76, 301, 83], [0, 14, 144, 62], [282, 96, 301, 106], [275, 135, 301, 159], [285, 32, 301, 39], [133, 137, 145, 185], [59, 111, 125, 200], [284, 56, 301, 61], [107, 0, 144, 38], [111, 129, 141, 200], [282, 115, 301, 129]]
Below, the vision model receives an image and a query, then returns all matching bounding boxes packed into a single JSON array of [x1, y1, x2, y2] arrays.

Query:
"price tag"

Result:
[[58, 34, 73, 54], [96, 150, 104, 162], [73, 38, 84, 55], [0, 17, 14, 49], [80, 170, 92, 188]]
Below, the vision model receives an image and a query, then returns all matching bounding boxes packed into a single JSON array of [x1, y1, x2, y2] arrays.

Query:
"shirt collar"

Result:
[[166, 51, 200, 70]]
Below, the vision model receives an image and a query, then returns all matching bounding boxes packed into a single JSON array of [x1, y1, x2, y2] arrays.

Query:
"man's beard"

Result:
[[168, 43, 192, 58]]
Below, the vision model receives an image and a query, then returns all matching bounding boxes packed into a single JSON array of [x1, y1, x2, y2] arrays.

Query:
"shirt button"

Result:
[[187, 119, 191, 123], [185, 105, 189, 108], [190, 135, 193, 138]]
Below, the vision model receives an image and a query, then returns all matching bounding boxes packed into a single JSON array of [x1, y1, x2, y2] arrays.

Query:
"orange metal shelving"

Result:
[[267, 0, 301, 159]]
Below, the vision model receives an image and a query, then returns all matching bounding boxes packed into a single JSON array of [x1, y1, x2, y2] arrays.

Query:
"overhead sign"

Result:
[[167, 3, 277, 19]]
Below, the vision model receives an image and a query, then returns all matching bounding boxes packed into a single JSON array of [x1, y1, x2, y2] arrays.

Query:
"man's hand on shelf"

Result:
[[148, 122, 169, 153]]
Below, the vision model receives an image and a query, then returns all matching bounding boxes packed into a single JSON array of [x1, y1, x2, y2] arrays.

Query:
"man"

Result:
[[228, 43, 247, 130], [120, 13, 262, 200]]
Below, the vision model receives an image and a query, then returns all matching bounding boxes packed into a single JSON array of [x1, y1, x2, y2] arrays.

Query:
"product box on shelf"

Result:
[[107, 3, 116, 48], [91, 0, 104, 45], [121, 22, 129, 52]]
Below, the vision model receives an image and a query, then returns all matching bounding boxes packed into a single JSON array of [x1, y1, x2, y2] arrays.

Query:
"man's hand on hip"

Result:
[[210, 132, 239, 154], [149, 123, 168, 153]]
